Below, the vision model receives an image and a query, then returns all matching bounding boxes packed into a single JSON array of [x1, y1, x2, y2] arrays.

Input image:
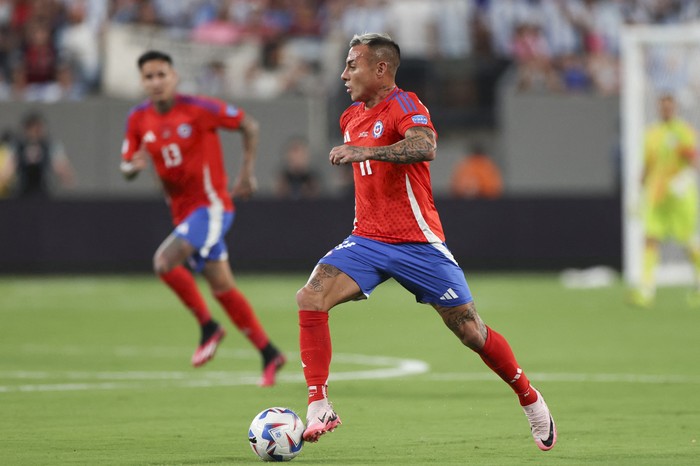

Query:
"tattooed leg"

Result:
[[296, 264, 363, 312], [433, 301, 488, 351]]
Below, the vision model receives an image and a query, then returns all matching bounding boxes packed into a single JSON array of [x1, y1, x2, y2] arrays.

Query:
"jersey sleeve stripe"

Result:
[[392, 93, 409, 113], [402, 93, 418, 112], [180, 95, 220, 114], [395, 92, 418, 113]]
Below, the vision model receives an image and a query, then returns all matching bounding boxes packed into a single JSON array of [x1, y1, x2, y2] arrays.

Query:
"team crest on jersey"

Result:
[[372, 120, 384, 138], [177, 124, 192, 138]]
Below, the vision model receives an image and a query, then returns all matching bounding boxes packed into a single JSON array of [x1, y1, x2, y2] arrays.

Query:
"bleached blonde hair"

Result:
[[349, 32, 401, 73]]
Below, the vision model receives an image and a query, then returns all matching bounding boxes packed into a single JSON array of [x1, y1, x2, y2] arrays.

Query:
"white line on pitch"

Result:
[[0, 352, 430, 393], [424, 372, 700, 384]]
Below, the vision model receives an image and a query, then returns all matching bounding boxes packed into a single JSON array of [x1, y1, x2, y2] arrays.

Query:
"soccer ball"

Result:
[[248, 407, 304, 462]]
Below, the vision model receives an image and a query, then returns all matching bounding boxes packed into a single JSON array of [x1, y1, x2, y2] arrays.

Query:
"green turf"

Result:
[[0, 273, 698, 465]]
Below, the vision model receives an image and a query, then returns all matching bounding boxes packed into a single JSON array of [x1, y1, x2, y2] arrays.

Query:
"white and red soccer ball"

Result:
[[248, 407, 304, 462]]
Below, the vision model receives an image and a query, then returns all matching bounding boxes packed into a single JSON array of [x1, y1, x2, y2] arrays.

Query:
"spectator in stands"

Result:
[[433, 0, 474, 59], [243, 36, 315, 98], [275, 135, 320, 200], [19, 19, 60, 99], [111, 0, 162, 27], [242, 1, 287, 43], [0, 129, 13, 197], [559, 53, 591, 93], [0, 0, 699, 103], [7, 60, 28, 99], [132, 0, 162, 27], [190, 1, 244, 45], [485, 0, 540, 59], [285, 0, 323, 66], [152, 0, 196, 29], [570, 0, 624, 56], [0, 111, 75, 198], [56, 0, 101, 91], [109, 0, 140, 24], [449, 142, 503, 199], [511, 21, 561, 92], [0, 24, 13, 84], [196, 59, 229, 97], [50, 60, 86, 101], [587, 45, 620, 96]]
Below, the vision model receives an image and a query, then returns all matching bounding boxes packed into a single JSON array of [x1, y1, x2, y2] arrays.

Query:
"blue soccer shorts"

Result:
[[318, 234, 473, 306], [173, 206, 234, 273]]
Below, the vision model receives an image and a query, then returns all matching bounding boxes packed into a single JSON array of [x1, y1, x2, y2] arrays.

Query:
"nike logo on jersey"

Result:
[[439, 288, 459, 300]]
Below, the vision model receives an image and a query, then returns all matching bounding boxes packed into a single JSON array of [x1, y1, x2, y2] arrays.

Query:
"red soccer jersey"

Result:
[[121, 94, 245, 224], [340, 87, 445, 244]]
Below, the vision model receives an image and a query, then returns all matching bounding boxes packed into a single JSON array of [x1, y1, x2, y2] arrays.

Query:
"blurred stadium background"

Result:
[[1, 0, 699, 275]]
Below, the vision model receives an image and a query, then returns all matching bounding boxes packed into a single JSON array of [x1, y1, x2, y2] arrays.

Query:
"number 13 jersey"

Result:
[[121, 94, 245, 224]]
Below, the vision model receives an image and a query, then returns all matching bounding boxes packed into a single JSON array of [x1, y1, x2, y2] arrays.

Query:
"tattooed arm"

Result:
[[329, 127, 436, 165]]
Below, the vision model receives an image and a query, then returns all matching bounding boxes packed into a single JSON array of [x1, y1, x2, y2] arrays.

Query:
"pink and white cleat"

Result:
[[522, 388, 557, 451], [191, 325, 225, 368], [303, 399, 342, 442]]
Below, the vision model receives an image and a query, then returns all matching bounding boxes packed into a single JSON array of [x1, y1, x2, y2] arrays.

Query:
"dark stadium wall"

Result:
[[0, 197, 621, 274]]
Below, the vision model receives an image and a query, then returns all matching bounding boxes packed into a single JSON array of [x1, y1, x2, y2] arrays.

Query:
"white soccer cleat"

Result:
[[303, 399, 341, 443], [522, 388, 557, 451]]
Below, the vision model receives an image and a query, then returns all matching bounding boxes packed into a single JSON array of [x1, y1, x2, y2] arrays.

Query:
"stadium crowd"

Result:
[[0, 0, 699, 103]]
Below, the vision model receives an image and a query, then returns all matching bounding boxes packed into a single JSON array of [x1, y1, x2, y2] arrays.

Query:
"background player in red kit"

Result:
[[296, 33, 557, 450], [120, 50, 285, 386]]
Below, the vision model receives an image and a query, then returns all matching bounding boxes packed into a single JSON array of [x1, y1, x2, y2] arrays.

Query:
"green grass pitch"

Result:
[[0, 273, 698, 465]]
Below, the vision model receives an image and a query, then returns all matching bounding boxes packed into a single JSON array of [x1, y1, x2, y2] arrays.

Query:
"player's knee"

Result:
[[296, 286, 323, 311], [153, 253, 173, 276], [207, 275, 235, 296], [457, 323, 485, 351], [437, 304, 485, 350]]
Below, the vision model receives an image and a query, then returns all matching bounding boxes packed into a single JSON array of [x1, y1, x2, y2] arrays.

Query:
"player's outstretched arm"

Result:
[[329, 127, 436, 165], [232, 114, 259, 199]]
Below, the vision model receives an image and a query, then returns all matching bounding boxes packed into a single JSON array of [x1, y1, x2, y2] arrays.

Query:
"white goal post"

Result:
[[621, 23, 700, 287]]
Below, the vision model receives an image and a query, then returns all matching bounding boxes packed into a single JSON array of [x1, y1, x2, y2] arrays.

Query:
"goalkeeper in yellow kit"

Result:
[[631, 93, 700, 307]]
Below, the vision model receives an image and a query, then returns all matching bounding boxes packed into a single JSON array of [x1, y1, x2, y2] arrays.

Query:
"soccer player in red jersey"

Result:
[[297, 34, 557, 450], [120, 50, 285, 386]]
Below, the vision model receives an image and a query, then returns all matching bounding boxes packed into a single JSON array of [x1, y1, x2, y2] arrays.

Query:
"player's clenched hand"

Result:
[[232, 174, 258, 200], [329, 145, 366, 165], [131, 150, 149, 171], [120, 146, 149, 179]]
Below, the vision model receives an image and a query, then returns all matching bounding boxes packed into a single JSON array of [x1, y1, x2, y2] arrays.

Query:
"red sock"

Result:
[[215, 288, 269, 349], [307, 384, 328, 404], [478, 326, 536, 406], [159, 266, 211, 325], [299, 310, 331, 402]]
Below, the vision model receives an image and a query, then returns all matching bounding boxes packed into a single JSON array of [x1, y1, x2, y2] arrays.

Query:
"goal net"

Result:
[[621, 24, 700, 287]]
